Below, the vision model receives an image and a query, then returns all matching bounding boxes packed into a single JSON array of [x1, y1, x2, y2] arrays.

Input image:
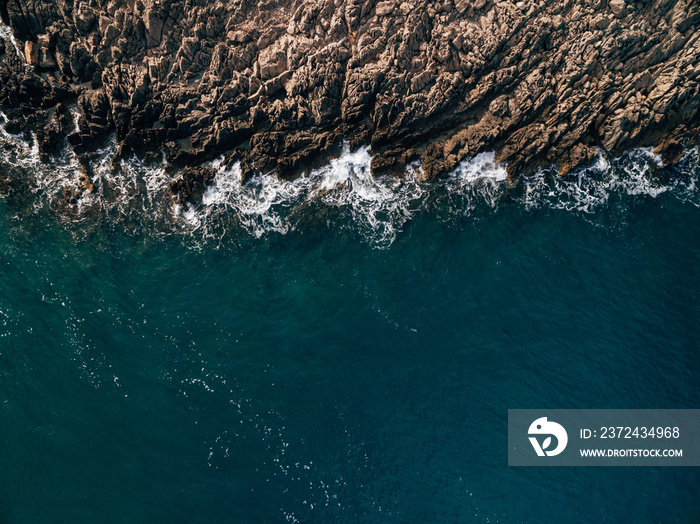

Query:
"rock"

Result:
[[39, 49, 56, 69], [0, 0, 697, 184], [169, 167, 217, 205], [37, 34, 51, 49], [654, 125, 693, 165], [371, 148, 419, 176], [144, 9, 165, 47], [24, 41, 38, 65], [609, 0, 627, 17], [230, 149, 256, 184], [18, 74, 45, 105], [376, 2, 395, 16], [74, 9, 96, 36], [0, 164, 30, 197], [558, 144, 598, 176]]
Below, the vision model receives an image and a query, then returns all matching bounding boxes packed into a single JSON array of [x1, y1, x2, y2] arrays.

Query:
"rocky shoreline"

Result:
[[1, 0, 699, 202]]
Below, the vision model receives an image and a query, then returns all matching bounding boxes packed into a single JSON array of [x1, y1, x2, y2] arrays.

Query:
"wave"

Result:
[[184, 143, 427, 246], [1, 111, 698, 247]]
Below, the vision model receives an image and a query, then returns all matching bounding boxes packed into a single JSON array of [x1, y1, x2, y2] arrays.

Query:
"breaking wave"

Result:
[[1, 112, 698, 247]]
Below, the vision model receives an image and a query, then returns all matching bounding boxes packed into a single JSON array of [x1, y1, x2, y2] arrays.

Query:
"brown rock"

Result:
[[169, 167, 218, 205], [24, 41, 38, 65], [609, 0, 627, 18], [0, 0, 698, 185], [558, 144, 598, 176]]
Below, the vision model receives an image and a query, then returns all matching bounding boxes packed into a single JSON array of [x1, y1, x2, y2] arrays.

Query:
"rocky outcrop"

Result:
[[169, 166, 217, 205], [0, 0, 699, 185]]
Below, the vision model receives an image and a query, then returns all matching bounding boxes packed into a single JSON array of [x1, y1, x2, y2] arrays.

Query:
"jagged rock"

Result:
[[37, 34, 50, 48], [558, 144, 599, 177], [371, 147, 419, 177], [76, 89, 111, 148], [609, 0, 627, 18], [0, 0, 698, 184], [39, 48, 56, 68], [24, 40, 38, 65], [18, 74, 45, 105], [169, 167, 217, 205], [654, 125, 695, 165]]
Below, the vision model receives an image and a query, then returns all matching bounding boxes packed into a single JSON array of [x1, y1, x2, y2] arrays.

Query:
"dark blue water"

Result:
[[0, 145, 699, 523]]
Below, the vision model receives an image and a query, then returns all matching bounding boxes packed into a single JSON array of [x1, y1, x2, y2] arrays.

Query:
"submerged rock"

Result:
[[0, 162, 29, 197], [0, 0, 698, 183]]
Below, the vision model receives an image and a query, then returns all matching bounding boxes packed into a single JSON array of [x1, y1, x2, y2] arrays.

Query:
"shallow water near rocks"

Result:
[[1, 134, 699, 522]]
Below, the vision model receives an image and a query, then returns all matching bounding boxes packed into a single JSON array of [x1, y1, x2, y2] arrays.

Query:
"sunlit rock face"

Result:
[[0, 0, 698, 182]]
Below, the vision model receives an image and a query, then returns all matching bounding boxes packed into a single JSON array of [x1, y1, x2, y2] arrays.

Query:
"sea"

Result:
[[1, 112, 699, 523]]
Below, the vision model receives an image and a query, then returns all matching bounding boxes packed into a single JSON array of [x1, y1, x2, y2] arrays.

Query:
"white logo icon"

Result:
[[528, 417, 568, 456]]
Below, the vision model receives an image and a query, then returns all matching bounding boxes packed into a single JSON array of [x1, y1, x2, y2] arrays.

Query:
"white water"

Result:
[[1, 111, 698, 246], [0, 21, 25, 59], [194, 144, 426, 245], [521, 147, 698, 215]]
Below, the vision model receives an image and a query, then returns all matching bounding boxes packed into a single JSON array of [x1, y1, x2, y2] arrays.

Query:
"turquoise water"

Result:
[[0, 142, 699, 522]]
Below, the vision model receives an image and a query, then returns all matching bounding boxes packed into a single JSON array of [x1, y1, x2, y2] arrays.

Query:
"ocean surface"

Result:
[[1, 118, 699, 522]]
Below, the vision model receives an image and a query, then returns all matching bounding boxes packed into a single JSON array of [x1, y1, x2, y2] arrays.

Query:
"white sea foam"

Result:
[[1, 109, 698, 246], [1, 111, 93, 219], [449, 151, 508, 184], [519, 147, 699, 216], [187, 142, 426, 246], [435, 151, 510, 216]]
